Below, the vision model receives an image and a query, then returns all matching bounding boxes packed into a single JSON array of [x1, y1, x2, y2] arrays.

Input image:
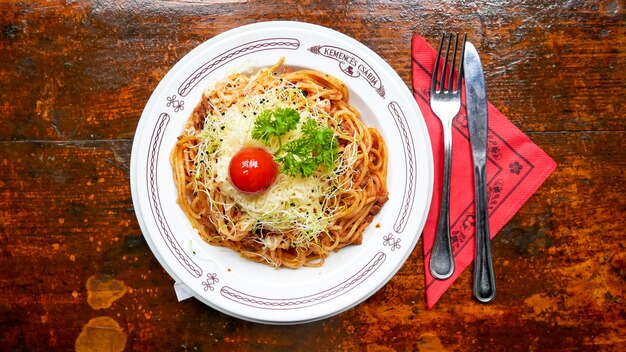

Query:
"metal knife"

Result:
[[464, 42, 496, 303]]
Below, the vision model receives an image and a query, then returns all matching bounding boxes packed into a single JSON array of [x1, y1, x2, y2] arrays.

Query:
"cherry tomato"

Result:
[[228, 147, 278, 193]]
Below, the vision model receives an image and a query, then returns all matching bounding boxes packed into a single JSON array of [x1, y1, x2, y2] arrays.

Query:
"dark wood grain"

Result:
[[1, 0, 625, 351]]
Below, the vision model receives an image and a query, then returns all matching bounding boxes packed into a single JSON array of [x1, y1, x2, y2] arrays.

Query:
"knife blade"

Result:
[[464, 42, 496, 303]]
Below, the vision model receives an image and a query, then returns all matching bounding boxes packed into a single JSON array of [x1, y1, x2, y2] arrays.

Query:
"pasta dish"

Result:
[[171, 58, 388, 268]]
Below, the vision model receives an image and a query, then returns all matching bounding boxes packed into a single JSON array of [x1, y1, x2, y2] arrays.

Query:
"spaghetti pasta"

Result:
[[171, 58, 388, 268]]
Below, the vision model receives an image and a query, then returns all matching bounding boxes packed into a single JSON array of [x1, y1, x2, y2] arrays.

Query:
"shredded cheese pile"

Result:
[[191, 76, 359, 249]]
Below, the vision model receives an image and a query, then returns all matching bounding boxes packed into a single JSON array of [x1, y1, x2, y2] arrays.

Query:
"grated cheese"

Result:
[[193, 77, 359, 248]]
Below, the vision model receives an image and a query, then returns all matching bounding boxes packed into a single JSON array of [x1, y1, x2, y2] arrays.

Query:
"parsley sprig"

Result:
[[251, 108, 338, 177], [251, 107, 300, 148]]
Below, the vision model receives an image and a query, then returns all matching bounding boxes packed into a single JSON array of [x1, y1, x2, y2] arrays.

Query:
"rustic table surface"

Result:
[[2, 1, 625, 351]]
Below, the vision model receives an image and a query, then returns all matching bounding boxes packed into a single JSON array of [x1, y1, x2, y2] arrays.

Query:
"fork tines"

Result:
[[431, 32, 467, 95]]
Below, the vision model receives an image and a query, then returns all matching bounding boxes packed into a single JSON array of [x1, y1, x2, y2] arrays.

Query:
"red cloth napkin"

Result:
[[411, 34, 557, 308]]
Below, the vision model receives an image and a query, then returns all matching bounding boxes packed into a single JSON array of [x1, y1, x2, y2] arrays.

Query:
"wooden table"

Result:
[[2, 1, 625, 351]]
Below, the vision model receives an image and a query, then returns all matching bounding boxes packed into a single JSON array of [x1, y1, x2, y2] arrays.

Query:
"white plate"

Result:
[[130, 21, 433, 324]]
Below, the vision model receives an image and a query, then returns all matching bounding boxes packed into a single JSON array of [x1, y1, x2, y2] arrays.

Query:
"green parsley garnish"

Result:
[[251, 108, 338, 177], [251, 107, 300, 146]]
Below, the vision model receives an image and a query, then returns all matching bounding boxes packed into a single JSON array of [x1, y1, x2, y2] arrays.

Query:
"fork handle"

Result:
[[472, 162, 496, 302], [430, 118, 455, 280]]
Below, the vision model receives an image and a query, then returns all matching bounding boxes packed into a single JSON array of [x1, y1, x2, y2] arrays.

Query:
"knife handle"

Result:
[[473, 163, 496, 302]]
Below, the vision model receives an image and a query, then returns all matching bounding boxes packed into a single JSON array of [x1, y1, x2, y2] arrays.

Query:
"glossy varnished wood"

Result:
[[1, 0, 625, 351]]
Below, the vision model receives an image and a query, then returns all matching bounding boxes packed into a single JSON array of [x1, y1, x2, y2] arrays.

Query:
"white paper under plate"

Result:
[[130, 21, 433, 324]]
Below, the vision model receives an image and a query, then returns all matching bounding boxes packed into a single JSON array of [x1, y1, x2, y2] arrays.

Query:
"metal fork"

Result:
[[429, 32, 466, 280]]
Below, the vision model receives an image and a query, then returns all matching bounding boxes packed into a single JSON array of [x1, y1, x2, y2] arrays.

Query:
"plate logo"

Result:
[[308, 45, 385, 98]]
